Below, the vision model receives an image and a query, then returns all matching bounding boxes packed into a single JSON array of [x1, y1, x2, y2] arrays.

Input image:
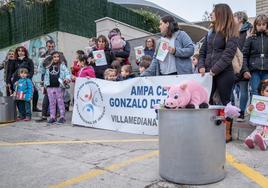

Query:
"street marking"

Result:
[[49, 150, 159, 188], [0, 139, 158, 147], [227, 153, 268, 188]]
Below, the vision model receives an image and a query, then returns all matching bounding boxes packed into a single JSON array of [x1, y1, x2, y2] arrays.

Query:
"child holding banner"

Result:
[[245, 80, 268, 151]]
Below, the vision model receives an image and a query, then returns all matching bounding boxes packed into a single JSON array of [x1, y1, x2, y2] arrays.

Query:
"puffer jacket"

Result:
[[198, 31, 239, 75], [241, 32, 268, 73]]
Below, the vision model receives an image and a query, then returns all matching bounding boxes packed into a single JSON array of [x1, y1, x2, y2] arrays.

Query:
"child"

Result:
[[242, 14, 268, 97], [118, 65, 135, 81], [42, 51, 71, 124], [245, 80, 268, 150], [71, 50, 85, 80], [191, 54, 199, 73], [14, 68, 33, 121], [73, 55, 96, 80], [139, 55, 152, 74], [104, 68, 117, 81]]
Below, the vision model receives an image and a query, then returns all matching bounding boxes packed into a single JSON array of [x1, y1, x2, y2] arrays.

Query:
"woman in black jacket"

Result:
[[9, 46, 40, 112], [88, 35, 115, 79], [198, 4, 239, 142]]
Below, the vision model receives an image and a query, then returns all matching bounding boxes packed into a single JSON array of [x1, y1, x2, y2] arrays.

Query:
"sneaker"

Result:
[[236, 117, 245, 122], [35, 117, 47, 122], [56, 118, 66, 125], [255, 133, 267, 151], [47, 118, 56, 124], [245, 138, 254, 149], [24, 117, 31, 121], [16, 117, 25, 121], [236, 114, 245, 122]]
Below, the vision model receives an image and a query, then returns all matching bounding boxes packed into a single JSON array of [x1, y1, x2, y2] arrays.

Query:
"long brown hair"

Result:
[[97, 35, 109, 49], [213, 4, 239, 38], [252, 14, 268, 36]]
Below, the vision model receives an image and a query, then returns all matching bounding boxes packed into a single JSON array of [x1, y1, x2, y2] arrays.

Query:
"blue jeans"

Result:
[[17, 100, 31, 118], [238, 81, 249, 113], [250, 71, 268, 96]]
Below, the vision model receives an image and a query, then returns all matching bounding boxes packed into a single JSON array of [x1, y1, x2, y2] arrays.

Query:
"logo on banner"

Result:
[[76, 81, 105, 125]]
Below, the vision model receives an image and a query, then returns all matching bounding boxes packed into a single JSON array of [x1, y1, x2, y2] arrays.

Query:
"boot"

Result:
[[225, 117, 233, 143]]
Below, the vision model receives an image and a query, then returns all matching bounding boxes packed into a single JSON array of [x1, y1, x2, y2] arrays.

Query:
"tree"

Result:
[[131, 9, 160, 33], [0, 0, 51, 11]]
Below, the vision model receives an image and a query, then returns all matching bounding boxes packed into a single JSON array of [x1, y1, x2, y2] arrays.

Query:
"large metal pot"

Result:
[[159, 107, 225, 185], [0, 97, 16, 123]]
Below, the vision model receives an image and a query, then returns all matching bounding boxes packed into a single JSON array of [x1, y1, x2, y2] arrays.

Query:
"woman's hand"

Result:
[[168, 47, 176, 55], [209, 70, 215, 76], [199, 68, 206, 77], [243, 71, 251, 79]]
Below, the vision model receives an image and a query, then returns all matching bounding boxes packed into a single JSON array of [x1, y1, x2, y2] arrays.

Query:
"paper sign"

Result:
[[93, 50, 107, 66], [156, 38, 169, 61], [249, 95, 268, 125], [134, 46, 144, 61]]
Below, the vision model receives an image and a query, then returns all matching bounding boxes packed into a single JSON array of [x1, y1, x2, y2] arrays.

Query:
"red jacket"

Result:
[[71, 60, 81, 77]]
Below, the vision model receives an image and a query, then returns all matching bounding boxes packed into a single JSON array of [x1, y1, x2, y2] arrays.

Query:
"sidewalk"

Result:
[[232, 118, 255, 141]]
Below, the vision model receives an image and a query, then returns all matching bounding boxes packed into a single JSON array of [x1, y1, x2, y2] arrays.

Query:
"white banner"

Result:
[[72, 74, 212, 135]]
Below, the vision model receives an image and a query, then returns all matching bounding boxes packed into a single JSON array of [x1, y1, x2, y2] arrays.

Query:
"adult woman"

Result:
[[0, 49, 16, 96], [9, 46, 41, 112], [233, 11, 252, 122], [88, 35, 115, 79], [141, 15, 194, 76], [144, 38, 156, 58], [198, 4, 239, 142]]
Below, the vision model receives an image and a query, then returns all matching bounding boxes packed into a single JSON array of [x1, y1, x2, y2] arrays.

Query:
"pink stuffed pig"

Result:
[[164, 80, 209, 109]]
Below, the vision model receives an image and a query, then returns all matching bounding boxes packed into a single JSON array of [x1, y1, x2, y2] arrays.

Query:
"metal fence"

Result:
[[0, 0, 149, 49]]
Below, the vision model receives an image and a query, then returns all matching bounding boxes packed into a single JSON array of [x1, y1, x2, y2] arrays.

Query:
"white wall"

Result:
[[95, 17, 152, 40]]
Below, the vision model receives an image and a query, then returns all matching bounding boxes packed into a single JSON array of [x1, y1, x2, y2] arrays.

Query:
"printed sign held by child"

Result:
[[134, 46, 145, 61]]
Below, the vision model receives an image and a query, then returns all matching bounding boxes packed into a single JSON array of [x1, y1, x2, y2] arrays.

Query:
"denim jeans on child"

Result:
[[17, 100, 31, 118], [250, 70, 268, 96]]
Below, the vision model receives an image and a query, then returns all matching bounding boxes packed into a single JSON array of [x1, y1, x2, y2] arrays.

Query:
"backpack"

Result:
[[110, 35, 125, 50], [225, 38, 243, 74]]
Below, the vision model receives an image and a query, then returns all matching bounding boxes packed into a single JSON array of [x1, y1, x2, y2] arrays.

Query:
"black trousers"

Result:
[[210, 71, 235, 105], [32, 86, 39, 109], [41, 94, 49, 117]]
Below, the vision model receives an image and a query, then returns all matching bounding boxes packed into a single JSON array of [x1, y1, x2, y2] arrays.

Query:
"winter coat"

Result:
[[236, 22, 252, 81], [15, 78, 33, 101], [141, 30, 194, 76], [71, 60, 81, 77], [77, 66, 96, 78], [144, 48, 155, 58], [241, 32, 268, 74], [42, 63, 71, 87], [88, 47, 115, 79], [8, 57, 34, 84], [198, 31, 239, 75]]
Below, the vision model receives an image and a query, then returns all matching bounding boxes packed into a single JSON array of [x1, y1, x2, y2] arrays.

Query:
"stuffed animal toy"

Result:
[[224, 102, 241, 118], [164, 80, 209, 109]]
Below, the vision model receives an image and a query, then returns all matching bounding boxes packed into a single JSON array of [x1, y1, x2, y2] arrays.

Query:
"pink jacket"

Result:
[[77, 66, 96, 78]]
